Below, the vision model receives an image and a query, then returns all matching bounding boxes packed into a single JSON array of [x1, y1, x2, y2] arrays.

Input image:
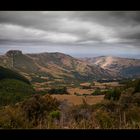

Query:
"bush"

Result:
[[82, 86, 91, 89], [91, 89, 104, 96], [95, 110, 118, 128], [21, 94, 59, 125], [104, 88, 121, 101], [121, 79, 140, 92], [49, 110, 61, 120], [0, 105, 28, 128], [48, 87, 69, 94], [126, 106, 140, 124], [134, 79, 140, 93]]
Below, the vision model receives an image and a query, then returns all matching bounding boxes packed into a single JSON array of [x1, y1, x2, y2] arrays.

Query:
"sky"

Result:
[[0, 11, 140, 58]]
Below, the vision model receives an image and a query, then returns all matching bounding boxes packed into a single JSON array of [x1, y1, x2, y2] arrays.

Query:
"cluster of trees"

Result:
[[48, 87, 69, 94], [133, 79, 140, 93], [104, 88, 121, 101], [74, 89, 120, 97], [119, 79, 140, 93]]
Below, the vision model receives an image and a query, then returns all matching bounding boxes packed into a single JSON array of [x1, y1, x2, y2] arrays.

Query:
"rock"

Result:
[[6, 50, 22, 57]]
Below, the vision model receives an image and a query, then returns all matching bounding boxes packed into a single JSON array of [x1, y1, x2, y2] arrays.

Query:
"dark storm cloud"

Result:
[[0, 11, 140, 43], [66, 11, 140, 44], [0, 11, 140, 58], [0, 11, 74, 32], [110, 11, 140, 24]]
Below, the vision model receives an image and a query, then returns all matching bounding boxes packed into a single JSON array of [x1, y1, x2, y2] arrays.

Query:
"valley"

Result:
[[0, 50, 140, 129], [33, 80, 124, 105], [0, 50, 138, 106]]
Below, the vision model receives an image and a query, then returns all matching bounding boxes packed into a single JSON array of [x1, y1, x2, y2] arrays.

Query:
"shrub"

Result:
[[121, 79, 140, 92], [95, 110, 118, 128], [49, 110, 61, 120], [48, 87, 69, 94], [91, 89, 104, 95], [82, 86, 91, 89], [21, 94, 59, 124], [126, 106, 140, 124], [104, 88, 121, 101], [0, 106, 28, 128], [134, 79, 140, 93]]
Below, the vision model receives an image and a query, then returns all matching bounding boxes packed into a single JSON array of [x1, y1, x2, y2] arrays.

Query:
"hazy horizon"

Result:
[[0, 11, 140, 59], [0, 48, 140, 59]]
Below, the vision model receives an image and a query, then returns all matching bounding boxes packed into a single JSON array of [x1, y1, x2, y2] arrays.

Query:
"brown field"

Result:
[[67, 87, 93, 95], [51, 94, 104, 105], [34, 81, 124, 93], [94, 81, 123, 87]]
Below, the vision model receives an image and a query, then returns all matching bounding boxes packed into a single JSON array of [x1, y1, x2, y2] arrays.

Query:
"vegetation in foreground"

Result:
[[0, 78, 140, 129]]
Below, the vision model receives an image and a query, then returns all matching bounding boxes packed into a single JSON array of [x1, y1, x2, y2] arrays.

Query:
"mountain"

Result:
[[1, 50, 140, 84], [81, 56, 140, 78], [0, 50, 111, 85]]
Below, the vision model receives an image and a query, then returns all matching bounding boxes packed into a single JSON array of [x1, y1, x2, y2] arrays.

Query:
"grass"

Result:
[[51, 95, 104, 105]]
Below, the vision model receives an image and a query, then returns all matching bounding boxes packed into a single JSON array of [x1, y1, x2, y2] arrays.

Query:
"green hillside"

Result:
[[0, 66, 35, 106], [0, 79, 35, 106], [0, 66, 30, 84]]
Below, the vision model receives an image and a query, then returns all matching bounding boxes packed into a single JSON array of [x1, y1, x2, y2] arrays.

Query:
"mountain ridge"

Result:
[[1, 50, 140, 85], [81, 56, 140, 78], [0, 50, 111, 84]]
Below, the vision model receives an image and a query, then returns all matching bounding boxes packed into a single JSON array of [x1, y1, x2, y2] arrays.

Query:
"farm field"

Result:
[[67, 87, 93, 95], [51, 94, 104, 105]]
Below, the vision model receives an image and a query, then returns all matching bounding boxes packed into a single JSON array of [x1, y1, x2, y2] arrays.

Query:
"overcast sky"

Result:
[[0, 11, 140, 58]]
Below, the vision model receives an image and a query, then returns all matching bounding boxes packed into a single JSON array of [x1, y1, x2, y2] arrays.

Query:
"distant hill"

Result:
[[0, 50, 111, 84], [81, 56, 140, 78], [1, 50, 140, 84]]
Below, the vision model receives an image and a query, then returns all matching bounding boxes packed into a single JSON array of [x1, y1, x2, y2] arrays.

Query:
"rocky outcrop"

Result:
[[6, 50, 22, 57]]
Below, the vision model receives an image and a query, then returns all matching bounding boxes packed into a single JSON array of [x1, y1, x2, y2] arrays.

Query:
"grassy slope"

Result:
[[0, 66, 30, 84], [0, 66, 35, 106]]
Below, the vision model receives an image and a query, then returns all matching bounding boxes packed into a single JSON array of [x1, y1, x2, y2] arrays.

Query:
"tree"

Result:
[[134, 79, 140, 93]]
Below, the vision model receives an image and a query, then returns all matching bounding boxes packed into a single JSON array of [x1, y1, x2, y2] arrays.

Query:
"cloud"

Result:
[[0, 23, 79, 43], [0, 11, 140, 58], [57, 18, 116, 42]]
